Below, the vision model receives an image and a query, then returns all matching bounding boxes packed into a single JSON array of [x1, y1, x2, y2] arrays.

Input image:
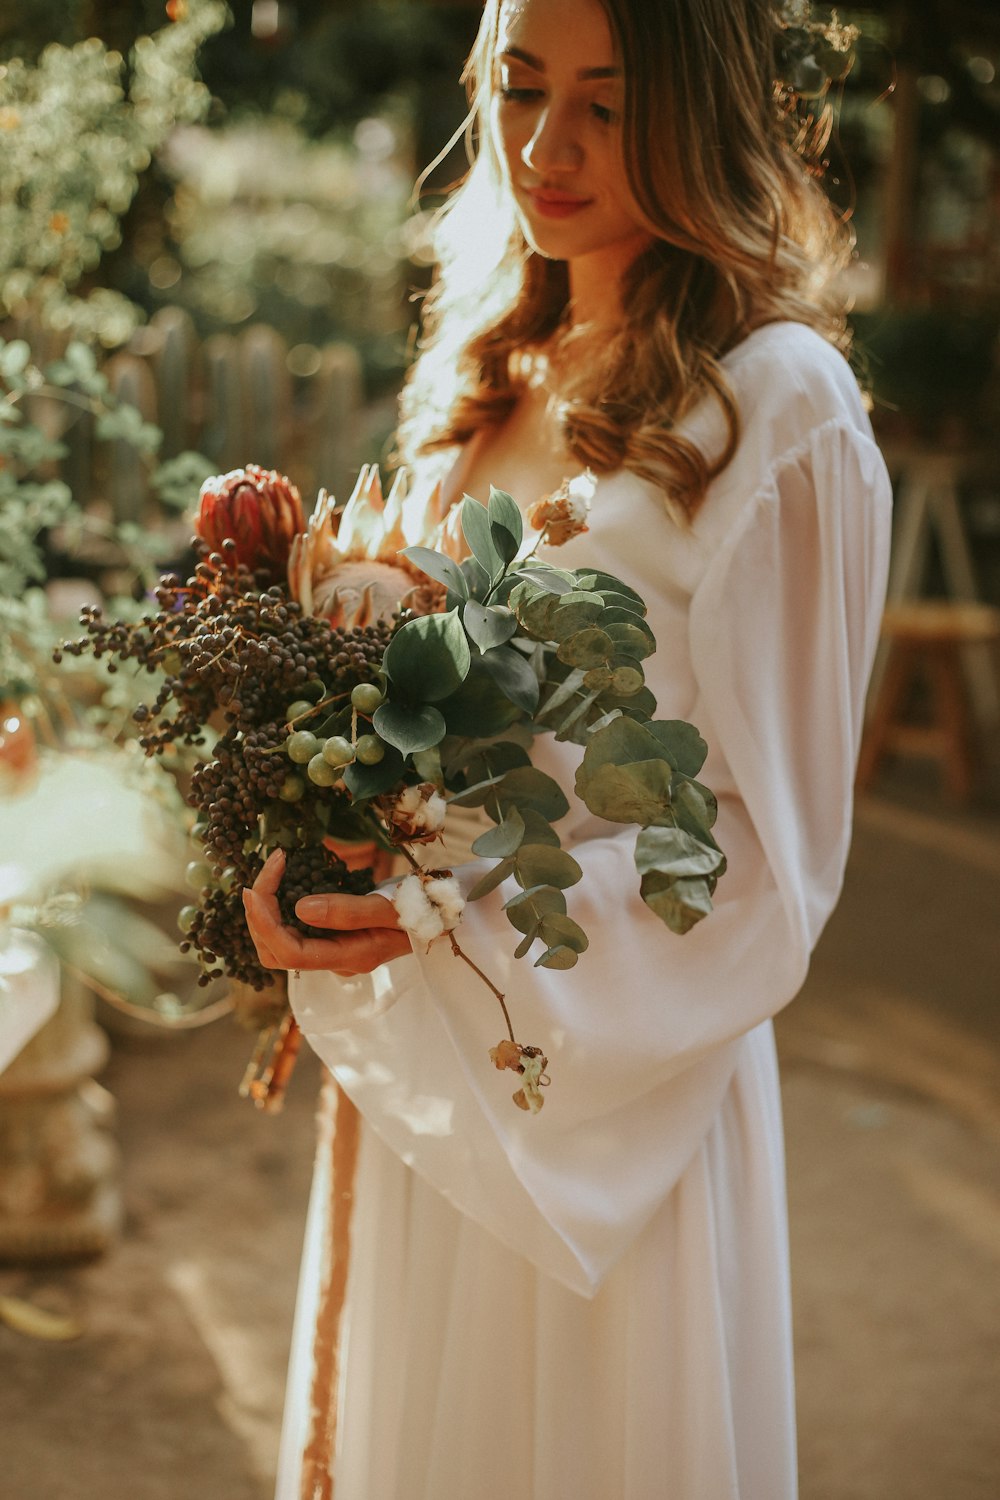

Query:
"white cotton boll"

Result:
[[423, 790, 447, 833], [423, 876, 464, 929], [391, 874, 446, 948], [393, 874, 433, 929], [397, 785, 421, 814]]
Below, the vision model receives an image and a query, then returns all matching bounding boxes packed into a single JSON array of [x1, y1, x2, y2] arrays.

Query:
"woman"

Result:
[[245, 1, 891, 1495]]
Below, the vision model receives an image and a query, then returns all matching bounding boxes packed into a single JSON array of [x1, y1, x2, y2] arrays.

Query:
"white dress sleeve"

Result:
[[291, 415, 892, 1297]]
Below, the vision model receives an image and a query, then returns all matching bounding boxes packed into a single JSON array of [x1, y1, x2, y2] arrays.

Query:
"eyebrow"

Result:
[[499, 46, 620, 81]]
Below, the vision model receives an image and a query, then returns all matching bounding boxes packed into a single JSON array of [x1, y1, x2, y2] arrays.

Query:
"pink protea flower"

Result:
[[194, 466, 306, 584]]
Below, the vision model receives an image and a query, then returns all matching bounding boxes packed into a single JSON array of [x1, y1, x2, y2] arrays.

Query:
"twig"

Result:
[[446, 930, 516, 1044]]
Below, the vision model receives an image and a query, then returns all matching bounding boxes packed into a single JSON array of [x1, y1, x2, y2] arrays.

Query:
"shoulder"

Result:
[[722, 321, 871, 445], [684, 322, 884, 559]]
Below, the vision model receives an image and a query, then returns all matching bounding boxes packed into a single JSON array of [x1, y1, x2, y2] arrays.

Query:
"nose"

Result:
[[521, 104, 583, 176]]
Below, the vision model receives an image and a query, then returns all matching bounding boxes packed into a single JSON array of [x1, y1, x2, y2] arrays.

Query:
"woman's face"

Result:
[[489, 0, 651, 276]]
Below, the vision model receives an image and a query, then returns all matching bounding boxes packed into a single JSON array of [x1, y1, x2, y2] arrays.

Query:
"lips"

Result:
[[524, 187, 594, 220]]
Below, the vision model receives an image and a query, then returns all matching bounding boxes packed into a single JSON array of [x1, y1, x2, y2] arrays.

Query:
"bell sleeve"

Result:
[[291, 415, 892, 1297]]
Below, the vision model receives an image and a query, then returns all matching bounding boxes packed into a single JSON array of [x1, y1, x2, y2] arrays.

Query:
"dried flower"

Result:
[[194, 466, 305, 585], [527, 471, 596, 546], [489, 1040, 549, 1113]]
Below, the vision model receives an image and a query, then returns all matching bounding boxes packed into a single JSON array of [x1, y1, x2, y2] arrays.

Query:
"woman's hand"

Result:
[[242, 848, 412, 976]]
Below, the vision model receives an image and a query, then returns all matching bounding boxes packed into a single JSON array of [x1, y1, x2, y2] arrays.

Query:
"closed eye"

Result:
[[498, 85, 544, 103], [591, 102, 618, 124]]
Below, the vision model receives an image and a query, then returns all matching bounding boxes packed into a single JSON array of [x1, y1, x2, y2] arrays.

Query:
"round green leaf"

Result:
[[634, 824, 726, 879], [382, 609, 472, 703], [372, 701, 447, 756], [534, 944, 579, 970], [503, 884, 567, 933], [494, 766, 571, 821], [472, 809, 526, 858], [537, 912, 589, 953], [639, 871, 714, 934], [645, 721, 707, 776], [557, 627, 614, 668], [576, 758, 673, 824], [514, 844, 583, 890]]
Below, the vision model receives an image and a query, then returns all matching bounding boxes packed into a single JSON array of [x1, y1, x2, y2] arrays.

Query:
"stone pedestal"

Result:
[[0, 955, 122, 1263]]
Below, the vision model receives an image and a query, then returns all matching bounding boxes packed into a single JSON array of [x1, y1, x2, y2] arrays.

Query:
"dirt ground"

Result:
[[1, 767, 998, 1500]]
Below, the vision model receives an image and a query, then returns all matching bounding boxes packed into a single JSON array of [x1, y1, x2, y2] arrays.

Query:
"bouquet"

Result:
[[58, 464, 726, 1112]]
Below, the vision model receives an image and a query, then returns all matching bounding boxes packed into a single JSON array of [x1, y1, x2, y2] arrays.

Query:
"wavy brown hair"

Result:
[[397, 0, 855, 518]]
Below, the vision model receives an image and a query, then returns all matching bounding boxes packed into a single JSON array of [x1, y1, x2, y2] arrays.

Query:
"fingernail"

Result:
[[296, 896, 326, 921]]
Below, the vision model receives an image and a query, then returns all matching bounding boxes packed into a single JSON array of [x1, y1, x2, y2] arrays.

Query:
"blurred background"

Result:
[[0, 3, 997, 1498]]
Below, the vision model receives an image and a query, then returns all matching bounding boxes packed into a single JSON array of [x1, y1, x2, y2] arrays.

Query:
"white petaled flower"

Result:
[[392, 871, 464, 949], [287, 466, 464, 628]]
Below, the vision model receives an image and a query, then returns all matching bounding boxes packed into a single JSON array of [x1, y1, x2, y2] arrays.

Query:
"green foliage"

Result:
[[387, 491, 730, 961], [0, 0, 227, 340]]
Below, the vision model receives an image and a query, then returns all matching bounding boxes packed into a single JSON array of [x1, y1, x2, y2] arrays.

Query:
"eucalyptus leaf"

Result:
[[461, 496, 504, 579], [493, 766, 571, 821], [537, 666, 586, 719], [382, 609, 472, 703], [556, 627, 614, 667], [577, 714, 673, 777], [596, 591, 648, 614], [514, 931, 536, 960], [466, 857, 516, 901], [463, 600, 519, 654], [508, 583, 560, 638], [639, 871, 715, 934], [550, 595, 605, 639], [503, 885, 567, 930], [460, 740, 533, 783], [634, 824, 726, 879], [537, 912, 589, 953], [514, 843, 583, 890], [517, 808, 563, 847], [553, 689, 602, 743], [647, 720, 708, 777], [604, 621, 655, 660], [480, 643, 540, 714], [672, 775, 720, 833], [488, 487, 523, 562], [534, 944, 579, 970], [440, 659, 521, 737], [411, 746, 443, 785], [577, 570, 646, 607], [372, 700, 447, 756], [512, 564, 576, 595], [608, 665, 644, 696], [576, 758, 674, 824], [471, 809, 526, 858], [401, 545, 469, 599]]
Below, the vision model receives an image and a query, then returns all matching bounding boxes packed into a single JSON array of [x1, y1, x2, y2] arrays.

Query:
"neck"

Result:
[[565, 232, 652, 330]]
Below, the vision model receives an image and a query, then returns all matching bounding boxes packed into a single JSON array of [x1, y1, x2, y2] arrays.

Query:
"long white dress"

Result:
[[275, 322, 893, 1500]]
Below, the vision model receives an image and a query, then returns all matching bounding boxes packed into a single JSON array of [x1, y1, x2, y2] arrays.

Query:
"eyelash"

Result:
[[497, 85, 617, 125]]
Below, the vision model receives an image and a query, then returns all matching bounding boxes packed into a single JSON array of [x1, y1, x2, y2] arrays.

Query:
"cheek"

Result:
[[489, 99, 519, 181]]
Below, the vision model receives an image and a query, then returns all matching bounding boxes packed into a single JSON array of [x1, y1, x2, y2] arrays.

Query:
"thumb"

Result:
[[295, 890, 400, 931]]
